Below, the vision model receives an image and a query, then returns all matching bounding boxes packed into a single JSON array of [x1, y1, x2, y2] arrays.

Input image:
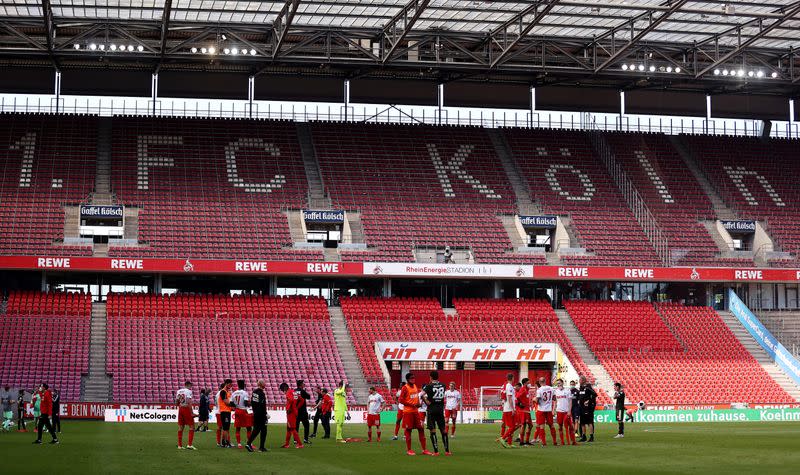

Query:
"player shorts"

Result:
[[501, 411, 516, 429], [616, 409, 625, 422], [515, 410, 532, 426], [367, 414, 381, 427], [427, 410, 446, 431], [396, 410, 404, 421], [177, 407, 194, 426], [402, 412, 423, 430], [535, 411, 554, 426], [556, 411, 572, 426], [580, 411, 595, 425], [219, 411, 232, 431], [234, 409, 252, 428], [444, 409, 458, 420]]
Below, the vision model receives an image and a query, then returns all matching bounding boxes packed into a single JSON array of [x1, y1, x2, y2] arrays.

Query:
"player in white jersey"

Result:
[[498, 373, 517, 448], [554, 379, 577, 445], [392, 388, 404, 440], [366, 387, 385, 442], [535, 377, 557, 446], [175, 381, 196, 450], [444, 382, 462, 437], [231, 379, 252, 448]]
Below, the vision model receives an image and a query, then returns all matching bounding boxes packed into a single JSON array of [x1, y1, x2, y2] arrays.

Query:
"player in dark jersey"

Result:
[[613, 382, 626, 439], [422, 370, 451, 456], [577, 376, 597, 442]]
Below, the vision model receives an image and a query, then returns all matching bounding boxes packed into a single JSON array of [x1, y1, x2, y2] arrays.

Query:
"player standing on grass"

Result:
[[613, 382, 626, 439], [366, 387, 385, 442], [176, 381, 196, 450], [516, 379, 533, 445], [578, 376, 597, 442], [334, 381, 349, 442], [217, 379, 234, 448], [214, 383, 224, 446], [535, 377, 557, 446], [392, 387, 404, 440], [569, 380, 581, 440], [554, 379, 577, 446], [499, 373, 516, 448], [399, 373, 431, 456], [444, 382, 461, 438], [245, 379, 268, 453], [231, 379, 252, 448], [280, 382, 304, 449], [422, 371, 450, 456]]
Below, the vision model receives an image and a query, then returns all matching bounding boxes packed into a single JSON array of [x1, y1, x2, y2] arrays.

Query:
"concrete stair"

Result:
[[668, 135, 737, 221], [323, 247, 340, 261], [486, 129, 542, 216], [63, 206, 81, 239], [81, 302, 112, 402], [499, 215, 527, 249], [296, 122, 331, 210], [346, 211, 366, 245], [328, 306, 370, 403], [93, 242, 109, 257], [555, 309, 614, 396], [94, 118, 112, 196], [717, 310, 800, 402], [285, 210, 306, 243]]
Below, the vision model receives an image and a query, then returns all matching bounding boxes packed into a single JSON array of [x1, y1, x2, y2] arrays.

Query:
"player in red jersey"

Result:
[[535, 377, 558, 446], [398, 373, 431, 456], [279, 382, 304, 449], [499, 373, 516, 448], [175, 381, 196, 450], [554, 378, 577, 445], [516, 378, 533, 445]]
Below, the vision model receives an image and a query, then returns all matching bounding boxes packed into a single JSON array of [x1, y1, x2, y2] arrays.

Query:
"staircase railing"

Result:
[[589, 131, 672, 266]]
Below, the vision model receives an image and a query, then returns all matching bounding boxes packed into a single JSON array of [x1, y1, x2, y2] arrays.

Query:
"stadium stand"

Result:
[[0, 291, 91, 400], [109, 117, 322, 261], [0, 113, 96, 257], [341, 296, 609, 405], [604, 132, 751, 267], [683, 135, 800, 266], [105, 293, 348, 403], [503, 129, 661, 266], [311, 122, 545, 264], [564, 300, 793, 404]]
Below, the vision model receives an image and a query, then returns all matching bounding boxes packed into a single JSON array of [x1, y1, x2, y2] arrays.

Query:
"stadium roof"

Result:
[[0, 0, 798, 97]]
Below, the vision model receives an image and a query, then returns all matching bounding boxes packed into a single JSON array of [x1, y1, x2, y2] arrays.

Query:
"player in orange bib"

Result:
[[398, 373, 431, 456]]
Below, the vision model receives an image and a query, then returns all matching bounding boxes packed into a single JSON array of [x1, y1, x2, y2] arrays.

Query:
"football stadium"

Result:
[[0, 0, 799, 473]]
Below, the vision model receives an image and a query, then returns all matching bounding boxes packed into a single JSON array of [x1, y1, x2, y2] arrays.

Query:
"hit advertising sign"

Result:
[[375, 342, 557, 362]]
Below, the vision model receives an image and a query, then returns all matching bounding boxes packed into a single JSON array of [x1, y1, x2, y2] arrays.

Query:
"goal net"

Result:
[[478, 386, 503, 419]]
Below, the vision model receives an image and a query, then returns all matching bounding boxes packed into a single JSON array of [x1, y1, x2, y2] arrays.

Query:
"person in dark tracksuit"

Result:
[[295, 380, 312, 444], [569, 380, 581, 438], [33, 384, 58, 444], [577, 376, 597, 443], [17, 390, 27, 431], [51, 388, 61, 433], [311, 388, 324, 438], [246, 380, 268, 452], [613, 383, 626, 438]]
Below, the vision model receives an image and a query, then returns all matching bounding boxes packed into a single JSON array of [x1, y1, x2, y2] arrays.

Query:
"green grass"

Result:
[[3, 421, 800, 474]]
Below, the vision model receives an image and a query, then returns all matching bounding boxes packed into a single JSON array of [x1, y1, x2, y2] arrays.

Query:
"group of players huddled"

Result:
[[173, 371, 606, 455], [498, 373, 598, 449]]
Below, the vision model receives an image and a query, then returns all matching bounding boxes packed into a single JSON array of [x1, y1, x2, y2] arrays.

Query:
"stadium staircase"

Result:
[[328, 306, 370, 403], [667, 135, 738, 221], [555, 309, 614, 395], [296, 122, 331, 210], [717, 310, 800, 401], [758, 311, 800, 358], [486, 129, 541, 216], [81, 301, 112, 401], [92, 117, 113, 203]]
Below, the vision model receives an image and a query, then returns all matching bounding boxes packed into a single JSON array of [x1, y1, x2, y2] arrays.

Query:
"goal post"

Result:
[[478, 386, 503, 420]]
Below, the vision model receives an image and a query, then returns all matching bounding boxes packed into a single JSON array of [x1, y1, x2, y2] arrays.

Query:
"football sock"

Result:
[[418, 430, 427, 450], [550, 427, 557, 445], [236, 431, 241, 445], [377, 430, 381, 441], [404, 429, 412, 451], [395, 422, 401, 437], [216, 429, 221, 445], [284, 431, 291, 446], [188, 430, 194, 446], [559, 429, 565, 445], [442, 432, 450, 452], [430, 432, 439, 453], [178, 430, 183, 447], [247, 429, 252, 441], [368, 428, 372, 441]]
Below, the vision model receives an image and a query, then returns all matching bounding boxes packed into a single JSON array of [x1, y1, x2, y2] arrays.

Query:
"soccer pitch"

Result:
[[3, 422, 799, 474]]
